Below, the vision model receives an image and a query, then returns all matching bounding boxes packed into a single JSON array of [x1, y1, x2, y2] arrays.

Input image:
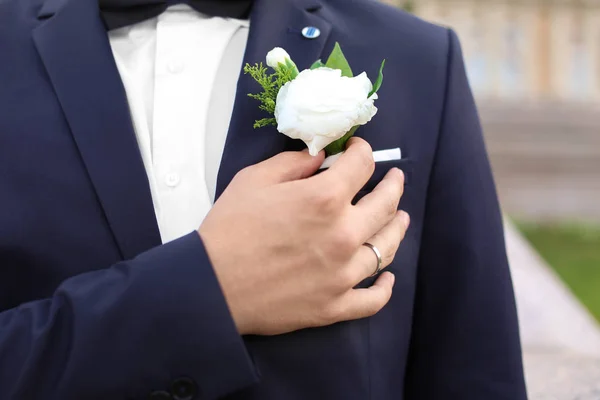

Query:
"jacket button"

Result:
[[171, 377, 198, 400], [149, 390, 173, 400]]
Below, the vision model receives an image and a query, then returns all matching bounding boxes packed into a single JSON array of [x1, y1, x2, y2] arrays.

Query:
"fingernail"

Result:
[[396, 168, 404, 182], [388, 273, 396, 286], [386, 167, 402, 180], [400, 211, 410, 229]]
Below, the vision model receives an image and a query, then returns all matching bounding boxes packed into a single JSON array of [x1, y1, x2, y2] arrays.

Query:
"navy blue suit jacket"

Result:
[[0, 0, 527, 398]]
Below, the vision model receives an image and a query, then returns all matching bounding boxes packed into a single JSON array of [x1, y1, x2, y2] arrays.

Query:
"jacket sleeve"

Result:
[[404, 29, 527, 400], [0, 232, 258, 400]]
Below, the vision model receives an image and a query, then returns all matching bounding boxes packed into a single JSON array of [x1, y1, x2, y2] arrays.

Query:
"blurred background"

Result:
[[382, 0, 600, 397]]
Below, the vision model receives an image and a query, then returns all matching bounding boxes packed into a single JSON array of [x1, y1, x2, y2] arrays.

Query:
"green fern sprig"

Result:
[[244, 62, 296, 129]]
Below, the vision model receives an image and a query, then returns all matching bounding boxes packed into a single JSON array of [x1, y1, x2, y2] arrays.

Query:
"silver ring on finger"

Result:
[[363, 242, 383, 277]]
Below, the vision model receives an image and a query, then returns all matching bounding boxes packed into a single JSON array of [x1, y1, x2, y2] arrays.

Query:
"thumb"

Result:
[[253, 149, 326, 184]]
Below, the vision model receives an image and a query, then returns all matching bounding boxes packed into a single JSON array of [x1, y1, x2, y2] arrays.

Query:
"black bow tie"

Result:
[[99, 0, 253, 30]]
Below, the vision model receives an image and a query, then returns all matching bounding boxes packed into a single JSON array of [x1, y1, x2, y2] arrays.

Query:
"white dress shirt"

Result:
[[108, 5, 249, 243]]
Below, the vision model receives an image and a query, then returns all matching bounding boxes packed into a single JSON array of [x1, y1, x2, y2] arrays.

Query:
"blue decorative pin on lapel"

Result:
[[301, 26, 321, 39]]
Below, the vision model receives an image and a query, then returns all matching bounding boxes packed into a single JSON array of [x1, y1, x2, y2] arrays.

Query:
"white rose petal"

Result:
[[274, 68, 378, 156], [266, 47, 292, 69]]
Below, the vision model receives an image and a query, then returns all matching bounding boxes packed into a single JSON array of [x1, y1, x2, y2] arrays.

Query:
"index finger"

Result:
[[318, 137, 375, 199]]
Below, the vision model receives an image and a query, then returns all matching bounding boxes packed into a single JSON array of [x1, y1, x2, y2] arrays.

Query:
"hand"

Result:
[[198, 138, 409, 335]]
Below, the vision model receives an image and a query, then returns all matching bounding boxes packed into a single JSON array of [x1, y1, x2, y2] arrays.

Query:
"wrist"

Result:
[[196, 229, 252, 335]]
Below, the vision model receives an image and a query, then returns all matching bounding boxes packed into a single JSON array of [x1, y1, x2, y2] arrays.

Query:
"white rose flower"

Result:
[[274, 68, 378, 156], [266, 47, 292, 69]]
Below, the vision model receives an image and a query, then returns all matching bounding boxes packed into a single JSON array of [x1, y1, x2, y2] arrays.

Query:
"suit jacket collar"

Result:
[[33, 0, 332, 257]]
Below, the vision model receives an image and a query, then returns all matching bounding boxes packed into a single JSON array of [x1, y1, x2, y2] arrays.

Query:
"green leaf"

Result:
[[284, 59, 300, 79], [253, 118, 277, 129], [310, 59, 325, 69], [325, 43, 353, 78], [324, 126, 359, 156], [244, 61, 296, 128], [369, 59, 385, 97]]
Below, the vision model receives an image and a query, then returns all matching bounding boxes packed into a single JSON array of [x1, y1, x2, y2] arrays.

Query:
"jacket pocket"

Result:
[[354, 159, 413, 203]]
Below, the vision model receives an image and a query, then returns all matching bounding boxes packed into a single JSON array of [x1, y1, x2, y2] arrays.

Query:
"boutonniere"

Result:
[[244, 44, 385, 156]]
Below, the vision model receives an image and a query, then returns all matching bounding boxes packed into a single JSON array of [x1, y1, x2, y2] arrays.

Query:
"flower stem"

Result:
[[324, 126, 359, 156]]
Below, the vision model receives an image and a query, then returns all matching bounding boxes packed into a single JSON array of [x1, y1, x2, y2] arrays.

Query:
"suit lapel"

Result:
[[32, 0, 333, 252], [215, 0, 332, 198], [33, 0, 162, 259]]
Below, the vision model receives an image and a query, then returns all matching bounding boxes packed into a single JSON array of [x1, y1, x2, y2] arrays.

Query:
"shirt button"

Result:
[[171, 377, 198, 400], [148, 390, 173, 400], [165, 173, 180, 187], [167, 59, 185, 74]]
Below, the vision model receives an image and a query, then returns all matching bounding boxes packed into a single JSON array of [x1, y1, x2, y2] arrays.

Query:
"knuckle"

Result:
[[345, 225, 362, 249], [330, 225, 359, 254], [357, 147, 375, 173], [329, 232, 349, 255], [381, 230, 403, 266], [275, 151, 304, 166], [383, 193, 399, 217], [311, 185, 341, 212], [382, 247, 398, 267], [354, 137, 373, 154], [233, 166, 252, 182]]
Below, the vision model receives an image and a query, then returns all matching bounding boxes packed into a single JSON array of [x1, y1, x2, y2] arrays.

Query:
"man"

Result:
[[0, 0, 527, 398]]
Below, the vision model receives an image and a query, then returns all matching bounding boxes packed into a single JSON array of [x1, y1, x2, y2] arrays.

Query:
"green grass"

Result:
[[518, 222, 600, 322]]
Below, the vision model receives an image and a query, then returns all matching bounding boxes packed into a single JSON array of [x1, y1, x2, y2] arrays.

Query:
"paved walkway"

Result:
[[524, 349, 600, 400], [504, 219, 600, 398]]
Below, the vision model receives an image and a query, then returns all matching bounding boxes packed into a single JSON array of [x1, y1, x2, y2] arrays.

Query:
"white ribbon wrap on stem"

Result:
[[319, 147, 402, 170]]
